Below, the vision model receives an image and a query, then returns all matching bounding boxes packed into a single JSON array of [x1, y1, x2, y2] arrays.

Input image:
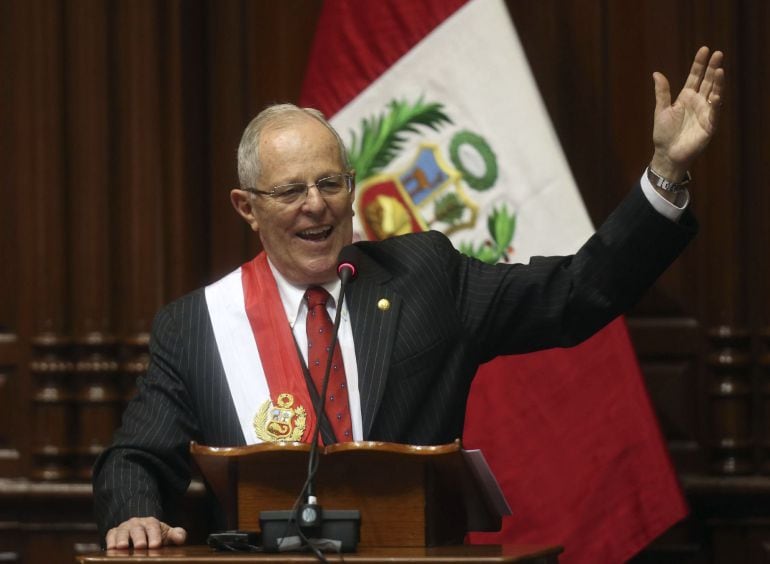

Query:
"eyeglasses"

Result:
[[243, 173, 353, 206]]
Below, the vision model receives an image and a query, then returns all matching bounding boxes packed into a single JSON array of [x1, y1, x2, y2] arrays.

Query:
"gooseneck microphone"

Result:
[[261, 246, 361, 559], [303, 246, 359, 508]]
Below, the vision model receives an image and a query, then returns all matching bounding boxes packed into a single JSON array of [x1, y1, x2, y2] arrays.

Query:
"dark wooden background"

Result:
[[0, 1, 768, 562]]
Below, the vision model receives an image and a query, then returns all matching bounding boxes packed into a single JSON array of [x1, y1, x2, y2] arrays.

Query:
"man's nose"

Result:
[[301, 185, 326, 212]]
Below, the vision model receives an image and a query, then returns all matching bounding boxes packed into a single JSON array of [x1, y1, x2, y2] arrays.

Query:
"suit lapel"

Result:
[[345, 255, 401, 438]]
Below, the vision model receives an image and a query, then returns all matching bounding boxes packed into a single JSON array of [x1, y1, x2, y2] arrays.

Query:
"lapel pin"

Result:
[[377, 298, 391, 311]]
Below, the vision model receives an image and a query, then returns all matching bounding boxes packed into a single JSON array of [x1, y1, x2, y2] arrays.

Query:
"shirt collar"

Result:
[[267, 257, 341, 329]]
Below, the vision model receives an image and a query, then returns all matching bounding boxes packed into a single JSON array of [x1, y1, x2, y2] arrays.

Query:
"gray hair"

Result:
[[237, 103, 350, 189]]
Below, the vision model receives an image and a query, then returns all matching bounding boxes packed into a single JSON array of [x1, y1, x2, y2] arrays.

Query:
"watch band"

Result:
[[647, 167, 691, 193]]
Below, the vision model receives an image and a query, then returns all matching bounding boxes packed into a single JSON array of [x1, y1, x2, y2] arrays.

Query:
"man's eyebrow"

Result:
[[274, 171, 343, 185], [274, 178, 305, 186]]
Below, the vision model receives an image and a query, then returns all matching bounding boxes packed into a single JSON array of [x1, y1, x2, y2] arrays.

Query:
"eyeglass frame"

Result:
[[242, 172, 354, 204]]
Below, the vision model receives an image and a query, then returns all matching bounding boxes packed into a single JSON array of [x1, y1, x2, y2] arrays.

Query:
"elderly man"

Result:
[[93, 47, 724, 549]]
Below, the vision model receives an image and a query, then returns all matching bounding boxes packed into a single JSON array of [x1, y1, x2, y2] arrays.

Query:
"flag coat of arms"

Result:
[[299, 1, 687, 562]]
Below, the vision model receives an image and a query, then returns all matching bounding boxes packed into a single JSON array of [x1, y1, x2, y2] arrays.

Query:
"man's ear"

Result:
[[348, 174, 356, 216], [230, 189, 260, 232], [349, 169, 356, 199]]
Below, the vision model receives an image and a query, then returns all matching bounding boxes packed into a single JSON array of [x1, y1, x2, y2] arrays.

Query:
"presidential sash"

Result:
[[205, 252, 315, 443]]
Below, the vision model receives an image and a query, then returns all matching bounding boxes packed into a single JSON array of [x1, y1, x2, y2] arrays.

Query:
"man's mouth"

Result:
[[297, 226, 333, 241]]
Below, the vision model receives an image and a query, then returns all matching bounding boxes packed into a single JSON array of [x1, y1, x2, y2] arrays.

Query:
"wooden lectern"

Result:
[[76, 442, 562, 563], [190, 440, 505, 548]]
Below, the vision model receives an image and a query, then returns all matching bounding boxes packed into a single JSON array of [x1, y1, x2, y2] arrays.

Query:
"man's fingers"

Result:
[[700, 50, 724, 99], [129, 523, 151, 549], [104, 517, 177, 550], [683, 46, 710, 91], [105, 528, 118, 550], [707, 71, 725, 131], [164, 526, 188, 546], [708, 67, 725, 105], [145, 519, 164, 548], [113, 524, 132, 549], [652, 72, 671, 116]]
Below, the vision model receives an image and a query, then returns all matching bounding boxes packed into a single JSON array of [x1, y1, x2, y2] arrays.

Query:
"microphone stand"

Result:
[[259, 259, 360, 557], [301, 265, 352, 526]]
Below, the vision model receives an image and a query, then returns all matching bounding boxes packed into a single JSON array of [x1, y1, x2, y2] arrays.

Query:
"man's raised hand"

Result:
[[650, 46, 725, 181]]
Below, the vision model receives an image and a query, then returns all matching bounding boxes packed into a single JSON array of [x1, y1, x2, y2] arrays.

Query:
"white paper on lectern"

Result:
[[463, 449, 513, 516]]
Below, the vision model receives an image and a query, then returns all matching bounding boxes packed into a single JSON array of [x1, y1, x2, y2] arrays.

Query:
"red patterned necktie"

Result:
[[305, 286, 352, 443]]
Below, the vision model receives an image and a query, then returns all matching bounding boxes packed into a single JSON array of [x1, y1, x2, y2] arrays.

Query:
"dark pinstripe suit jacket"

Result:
[[93, 186, 696, 534]]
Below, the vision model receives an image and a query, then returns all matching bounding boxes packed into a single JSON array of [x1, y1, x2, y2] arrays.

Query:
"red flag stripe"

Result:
[[300, 0, 466, 115], [465, 319, 687, 562]]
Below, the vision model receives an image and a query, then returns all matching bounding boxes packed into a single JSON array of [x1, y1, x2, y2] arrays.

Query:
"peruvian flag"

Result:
[[300, 1, 687, 562]]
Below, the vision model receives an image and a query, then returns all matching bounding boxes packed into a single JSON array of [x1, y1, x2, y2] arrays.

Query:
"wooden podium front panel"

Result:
[[236, 450, 428, 547]]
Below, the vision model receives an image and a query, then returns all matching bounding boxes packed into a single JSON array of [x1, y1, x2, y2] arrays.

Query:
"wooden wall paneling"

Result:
[[29, 337, 74, 482], [604, 0, 698, 315], [762, 330, 770, 475], [740, 0, 770, 475], [72, 337, 119, 481], [64, 0, 111, 340], [15, 0, 75, 482], [707, 519, 770, 564], [707, 326, 753, 474], [709, 519, 749, 564], [0, 481, 99, 563], [599, 0, 658, 207], [14, 1, 67, 336], [63, 0, 122, 482], [630, 317, 705, 471], [113, 0, 167, 336], [163, 0, 209, 300], [0, 349, 21, 477], [750, 526, 770, 564], [15, 1, 68, 336], [112, 1, 170, 427], [0, 0, 23, 478], [206, 0, 253, 280], [0, 330, 22, 479], [241, 0, 322, 114], [688, 0, 752, 476], [0, 0, 18, 335]]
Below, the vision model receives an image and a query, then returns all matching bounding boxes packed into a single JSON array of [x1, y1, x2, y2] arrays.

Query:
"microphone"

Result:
[[336, 246, 358, 285]]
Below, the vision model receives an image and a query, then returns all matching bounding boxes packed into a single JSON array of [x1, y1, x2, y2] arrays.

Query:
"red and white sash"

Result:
[[205, 252, 317, 444]]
